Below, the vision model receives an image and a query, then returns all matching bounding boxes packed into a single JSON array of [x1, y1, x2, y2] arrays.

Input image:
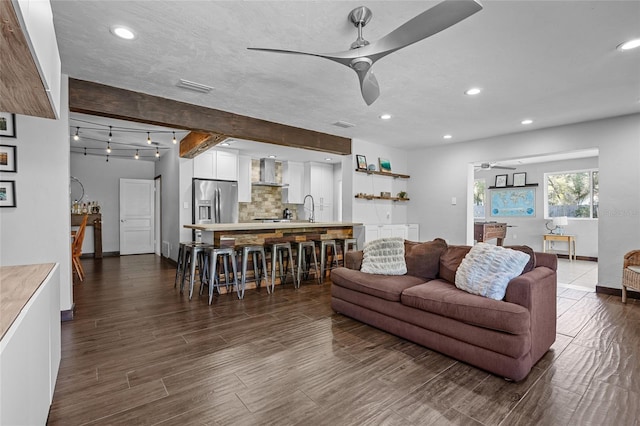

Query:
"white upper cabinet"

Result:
[[193, 149, 238, 181], [238, 155, 252, 202], [304, 162, 334, 221], [282, 161, 305, 204]]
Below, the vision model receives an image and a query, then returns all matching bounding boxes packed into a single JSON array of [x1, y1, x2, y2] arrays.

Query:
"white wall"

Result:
[[155, 143, 181, 260], [70, 152, 155, 254], [475, 156, 599, 257], [351, 138, 409, 225], [0, 76, 72, 311], [408, 113, 640, 290]]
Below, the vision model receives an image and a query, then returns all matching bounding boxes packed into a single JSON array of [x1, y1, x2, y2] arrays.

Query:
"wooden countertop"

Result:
[[0, 263, 56, 340], [184, 221, 363, 231]]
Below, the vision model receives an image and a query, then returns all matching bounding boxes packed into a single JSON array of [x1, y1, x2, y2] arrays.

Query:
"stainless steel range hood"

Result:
[[252, 158, 288, 187]]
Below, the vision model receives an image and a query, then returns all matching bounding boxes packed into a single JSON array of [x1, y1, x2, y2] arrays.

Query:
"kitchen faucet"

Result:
[[303, 194, 315, 223]]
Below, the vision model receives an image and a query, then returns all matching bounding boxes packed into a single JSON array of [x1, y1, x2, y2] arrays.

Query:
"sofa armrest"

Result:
[[345, 250, 364, 270], [504, 264, 557, 363]]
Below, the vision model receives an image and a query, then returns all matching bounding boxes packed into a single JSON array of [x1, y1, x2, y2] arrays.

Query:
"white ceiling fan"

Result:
[[248, 0, 483, 105], [475, 162, 516, 171]]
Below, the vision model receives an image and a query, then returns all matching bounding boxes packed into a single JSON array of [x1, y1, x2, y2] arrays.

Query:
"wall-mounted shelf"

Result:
[[355, 169, 410, 179], [488, 183, 539, 189], [355, 194, 410, 202]]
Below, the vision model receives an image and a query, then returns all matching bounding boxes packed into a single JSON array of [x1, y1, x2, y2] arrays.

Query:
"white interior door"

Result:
[[120, 178, 155, 255]]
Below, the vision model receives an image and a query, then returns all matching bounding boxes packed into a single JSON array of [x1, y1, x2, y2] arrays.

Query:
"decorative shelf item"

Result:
[[355, 169, 410, 179], [355, 194, 410, 202]]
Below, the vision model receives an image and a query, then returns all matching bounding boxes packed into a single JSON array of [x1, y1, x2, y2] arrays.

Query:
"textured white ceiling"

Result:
[[53, 1, 640, 152]]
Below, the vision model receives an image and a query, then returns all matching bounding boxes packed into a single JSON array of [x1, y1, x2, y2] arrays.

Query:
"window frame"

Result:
[[473, 178, 486, 220], [543, 168, 599, 220]]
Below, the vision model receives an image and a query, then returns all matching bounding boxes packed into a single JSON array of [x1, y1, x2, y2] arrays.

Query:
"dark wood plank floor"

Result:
[[48, 255, 640, 425]]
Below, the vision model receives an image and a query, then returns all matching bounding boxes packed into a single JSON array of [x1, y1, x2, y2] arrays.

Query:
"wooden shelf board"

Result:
[[354, 195, 410, 202], [489, 183, 539, 189], [355, 169, 410, 179]]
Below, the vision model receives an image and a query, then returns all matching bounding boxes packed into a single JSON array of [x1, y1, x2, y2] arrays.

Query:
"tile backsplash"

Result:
[[239, 160, 299, 221]]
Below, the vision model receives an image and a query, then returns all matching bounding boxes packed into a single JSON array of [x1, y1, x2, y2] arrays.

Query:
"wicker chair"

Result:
[[622, 250, 640, 303]]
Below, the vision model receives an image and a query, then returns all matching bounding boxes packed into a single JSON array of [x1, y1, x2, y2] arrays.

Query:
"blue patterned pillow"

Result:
[[455, 243, 530, 300]]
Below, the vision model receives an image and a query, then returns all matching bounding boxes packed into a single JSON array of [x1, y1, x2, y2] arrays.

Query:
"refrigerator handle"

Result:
[[216, 188, 221, 223]]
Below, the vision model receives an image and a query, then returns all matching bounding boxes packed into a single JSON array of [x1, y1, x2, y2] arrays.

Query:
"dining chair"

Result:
[[72, 214, 89, 282]]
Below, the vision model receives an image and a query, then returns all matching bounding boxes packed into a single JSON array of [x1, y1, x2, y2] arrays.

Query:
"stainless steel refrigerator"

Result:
[[192, 178, 238, 239]]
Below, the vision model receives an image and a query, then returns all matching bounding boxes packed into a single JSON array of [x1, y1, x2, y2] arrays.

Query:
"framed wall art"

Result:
[[513, 172, 527, 186], [356, 154, 367, 170], [0, 113, 16, 138], [378, 158, 392, 173], [495, 174, 508, 187], [0, 180, 16, 207], [490, 187, 536, 217], [0, 145, 17, 172]]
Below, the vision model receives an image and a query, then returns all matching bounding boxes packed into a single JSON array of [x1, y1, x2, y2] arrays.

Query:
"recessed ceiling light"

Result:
[[325, 157, 332, 161], [617, 38, 640, 51], [465, 88, 482, 96], [521, 119, 533, 125], [379, 114, 392, 120], [443, 134, 452, 140], [219, 142, 230, 146], [268, 155, 276, 158], [110, 25, 136, 40]]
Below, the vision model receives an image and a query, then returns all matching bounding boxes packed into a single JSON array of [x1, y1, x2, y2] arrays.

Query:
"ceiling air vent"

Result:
[[176, 79, 214, 93], [332, 120, 355, 128]]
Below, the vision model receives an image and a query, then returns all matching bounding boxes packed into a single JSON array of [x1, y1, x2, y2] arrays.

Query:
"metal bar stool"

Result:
[[296, 241, 320, 286], [237, 245, 270, 299], [199, 247, 239, 304], [337, 238, 358, 266], [316, 239, 339, 283], [268, 241, 297, 291], [180, 242, 213, 298], [175, 241, 206, 288]]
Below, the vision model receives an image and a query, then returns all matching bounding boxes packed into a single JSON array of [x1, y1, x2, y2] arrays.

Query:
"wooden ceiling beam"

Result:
[[68, 79, 351, 157], [179, 131, 228, 158]]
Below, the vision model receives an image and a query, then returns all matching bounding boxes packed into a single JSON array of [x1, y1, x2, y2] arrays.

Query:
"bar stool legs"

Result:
[[318, 240, 339, 283], [337, 238, 358, 266], [239, 245, 270, 299], [296, 241, 320, 285], [269, 242, 297, 291], [203, 247, 238, 304]]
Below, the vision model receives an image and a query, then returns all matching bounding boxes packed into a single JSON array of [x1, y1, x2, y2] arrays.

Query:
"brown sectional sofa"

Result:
[[330, 239, 557, 381]]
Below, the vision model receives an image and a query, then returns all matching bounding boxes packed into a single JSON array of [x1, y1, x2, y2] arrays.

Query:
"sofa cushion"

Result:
[[404, 238, 448, 280], [331, 267, 426, 302], [361, 237, 407, 275], [439, 245, 472, 283], [401, 280, 530, 334], [455, 243, 531, 300]]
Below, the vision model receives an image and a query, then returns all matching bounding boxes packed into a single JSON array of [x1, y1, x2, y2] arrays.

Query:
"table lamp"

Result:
[[553, 216, 568, 235]]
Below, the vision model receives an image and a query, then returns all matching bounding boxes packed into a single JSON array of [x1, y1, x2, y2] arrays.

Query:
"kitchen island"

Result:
[[184, 221, 362, 246]]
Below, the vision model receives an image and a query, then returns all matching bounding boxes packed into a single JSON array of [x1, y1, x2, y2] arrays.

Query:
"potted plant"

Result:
[[397, 191, 407, 199]]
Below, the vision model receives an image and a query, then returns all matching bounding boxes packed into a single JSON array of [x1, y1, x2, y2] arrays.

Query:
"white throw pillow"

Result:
[[360, 237, 407, 275], [455, 243, 531, 300]]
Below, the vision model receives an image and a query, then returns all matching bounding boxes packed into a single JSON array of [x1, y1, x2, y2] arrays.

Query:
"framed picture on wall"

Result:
[[356, 154, 367, 170], [495, 174, 508, 187], [379, 158, 392, 173], [0, 145, 17, 172], [513, 172, 527, 186], [0, 180, 16, 207], [0, 113, 16, 138]]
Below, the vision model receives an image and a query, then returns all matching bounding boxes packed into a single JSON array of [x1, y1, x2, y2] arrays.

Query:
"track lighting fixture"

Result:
[[135, 150, 139, 160], [106, 155, 109, 162], [74, 127, 80, 141], [108, 125, 113, 142], [84, 147, 87, 156], [155, 148, 160, 158], [172, 132, 177, 144], [147, 132, 152, 144], [106, 142, 111, 153]]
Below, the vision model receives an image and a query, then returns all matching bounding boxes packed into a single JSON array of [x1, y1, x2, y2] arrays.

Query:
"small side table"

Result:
[[542, 234, 576, 261]]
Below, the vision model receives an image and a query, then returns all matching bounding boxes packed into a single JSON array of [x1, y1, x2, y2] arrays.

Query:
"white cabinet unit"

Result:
[[282, 161, 305, 204], [362, 224, 419, 244], [1, 264, 60, 426], [304, 162, 334, 221], [193, 149, 238, 181], [238, 155, 252, 202], [408, 224, 420, 241]]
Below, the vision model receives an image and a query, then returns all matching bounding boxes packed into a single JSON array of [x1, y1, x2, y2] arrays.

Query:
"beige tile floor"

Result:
[[556, 258, 598, 291]]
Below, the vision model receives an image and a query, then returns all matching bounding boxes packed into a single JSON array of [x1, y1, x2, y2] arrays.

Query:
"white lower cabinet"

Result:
[[362, 224, 420, 244]]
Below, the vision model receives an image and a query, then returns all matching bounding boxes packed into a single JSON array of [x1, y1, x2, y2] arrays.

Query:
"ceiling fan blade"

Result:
[[248, 47, 361, 67], [355, 69, 380, 105], [361, 0, 483, 63]]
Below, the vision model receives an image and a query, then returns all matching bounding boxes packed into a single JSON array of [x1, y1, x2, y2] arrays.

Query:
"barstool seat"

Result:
[[296, 241, 319, 285], [237, 245, 270, 299]]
